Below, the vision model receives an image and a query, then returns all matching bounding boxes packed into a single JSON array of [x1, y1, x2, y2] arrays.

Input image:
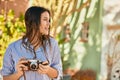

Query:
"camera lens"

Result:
[[31, 64, 37, 70]]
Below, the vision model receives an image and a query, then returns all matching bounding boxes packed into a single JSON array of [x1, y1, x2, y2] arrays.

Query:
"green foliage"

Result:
[[0, 9, 25, 68]]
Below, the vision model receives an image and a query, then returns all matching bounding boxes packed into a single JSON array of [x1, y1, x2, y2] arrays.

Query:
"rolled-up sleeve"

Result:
[[0, 45, 14, 76], [51, 41, 63, 80]]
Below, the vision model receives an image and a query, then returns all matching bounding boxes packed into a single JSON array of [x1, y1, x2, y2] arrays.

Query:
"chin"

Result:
[[41, 30, 49, 35], [44, 33, 49, 35]]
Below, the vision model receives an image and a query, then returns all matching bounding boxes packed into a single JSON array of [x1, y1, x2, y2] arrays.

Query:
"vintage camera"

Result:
[[24, 59, 42, 71]]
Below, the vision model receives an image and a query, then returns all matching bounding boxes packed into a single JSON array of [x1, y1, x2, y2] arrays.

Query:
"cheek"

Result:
[[40, 25, 45, 33], [40, 24, 45, 29], [40, 22, 45, 29], [40, 26, 43, 32]]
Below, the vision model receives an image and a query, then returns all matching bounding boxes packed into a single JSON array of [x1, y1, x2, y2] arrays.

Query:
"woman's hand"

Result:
[[16, 58, 28, 76], [37, 61, 49, 74], [37, 61, 58, 78]]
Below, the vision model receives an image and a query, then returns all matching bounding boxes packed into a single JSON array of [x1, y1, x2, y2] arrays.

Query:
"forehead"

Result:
[[41, 11, 50, 18]]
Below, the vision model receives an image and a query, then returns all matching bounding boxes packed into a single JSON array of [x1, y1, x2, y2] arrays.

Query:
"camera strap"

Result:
[[43, 49, 50, 65], [22, 67, 26, 80]]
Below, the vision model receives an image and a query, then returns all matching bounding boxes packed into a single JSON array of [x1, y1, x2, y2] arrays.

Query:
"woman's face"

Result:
[[40, 11, 50, 35]]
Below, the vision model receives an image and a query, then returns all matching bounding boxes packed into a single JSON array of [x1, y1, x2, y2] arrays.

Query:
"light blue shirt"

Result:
[[0, 38, 63, 80]]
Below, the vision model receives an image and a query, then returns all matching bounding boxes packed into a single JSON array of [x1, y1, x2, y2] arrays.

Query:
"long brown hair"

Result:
[[22, 6, 51, 58]]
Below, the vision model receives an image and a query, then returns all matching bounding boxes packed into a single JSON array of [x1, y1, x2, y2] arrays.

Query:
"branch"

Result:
[[66, 0, 91, 15]]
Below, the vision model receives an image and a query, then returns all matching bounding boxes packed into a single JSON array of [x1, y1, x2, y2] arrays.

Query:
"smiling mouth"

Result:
[[45, 27, 49, 31]]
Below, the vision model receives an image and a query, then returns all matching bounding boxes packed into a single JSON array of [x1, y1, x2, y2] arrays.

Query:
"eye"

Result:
[[43, 18, 50, 23], [43, 19, 47, 21]]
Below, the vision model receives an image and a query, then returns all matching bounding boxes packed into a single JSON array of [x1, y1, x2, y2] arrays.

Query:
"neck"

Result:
[[30, 38, 41, 50]]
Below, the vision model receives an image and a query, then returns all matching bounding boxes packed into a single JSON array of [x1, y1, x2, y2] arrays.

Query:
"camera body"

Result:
[[24, 59, 42, 71]]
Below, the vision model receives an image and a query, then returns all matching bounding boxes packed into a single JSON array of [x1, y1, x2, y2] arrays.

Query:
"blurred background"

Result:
[[0, 0, 120, 80]]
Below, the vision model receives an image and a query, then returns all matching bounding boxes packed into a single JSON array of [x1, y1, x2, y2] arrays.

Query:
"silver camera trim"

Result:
[[28, 59, 42, 71]]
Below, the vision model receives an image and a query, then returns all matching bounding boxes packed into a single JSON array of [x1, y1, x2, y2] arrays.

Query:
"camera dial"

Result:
[[27, 59, 42, 71]]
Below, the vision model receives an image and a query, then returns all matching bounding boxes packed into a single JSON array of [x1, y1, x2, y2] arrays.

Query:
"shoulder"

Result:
[[4, 39, 22, 55], [8, 39, 22, 48], [49, 37, 58, 45]]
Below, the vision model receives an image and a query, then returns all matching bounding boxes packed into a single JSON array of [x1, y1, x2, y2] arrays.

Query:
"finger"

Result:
[[22, 67, 28, 71], [19, 57, 27, 61], [39, 64, 45, 69], [20, 67, 27, 71], [39, 64, 49, 70], [42, 61, 49, 65], [37, 69, 43, 74], [17, 63, 28, 69], [39, 64, 48, 72], [39, 65, 44, 71], [18, 64, 28, 70], [42, 63, 49, 66], [18, 60, 28, 65], [37, 68, 46, 74], [19, 57, 27, 62]]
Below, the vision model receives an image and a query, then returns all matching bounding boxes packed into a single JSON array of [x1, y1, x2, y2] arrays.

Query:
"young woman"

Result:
[[0, 6, 63, 80]]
